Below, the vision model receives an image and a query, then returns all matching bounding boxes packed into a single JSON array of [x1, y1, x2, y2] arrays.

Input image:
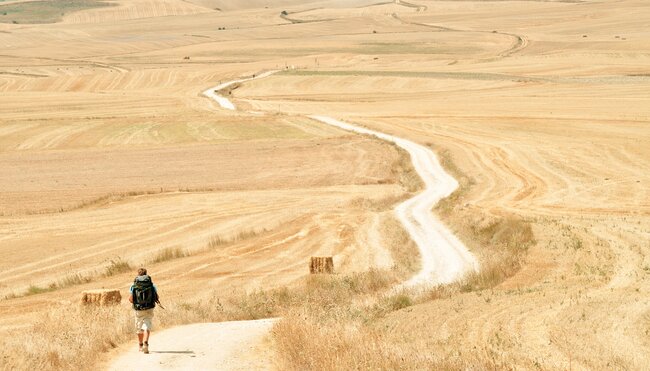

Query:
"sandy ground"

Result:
[[1, 0, 650, 368], [108, 320, 276, 371]]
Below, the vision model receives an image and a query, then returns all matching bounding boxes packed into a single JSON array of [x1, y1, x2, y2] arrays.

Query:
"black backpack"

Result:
[[132, 275, 157, 310]]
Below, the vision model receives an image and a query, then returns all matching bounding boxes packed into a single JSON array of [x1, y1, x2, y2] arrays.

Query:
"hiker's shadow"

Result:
[[150, 350, 195, 355]]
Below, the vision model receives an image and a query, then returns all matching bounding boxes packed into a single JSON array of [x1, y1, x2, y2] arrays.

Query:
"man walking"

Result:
[[129, 267, 159, 354]]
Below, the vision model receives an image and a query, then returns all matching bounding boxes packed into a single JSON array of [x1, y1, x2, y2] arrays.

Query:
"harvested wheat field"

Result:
[[0, 0, 649, 369]]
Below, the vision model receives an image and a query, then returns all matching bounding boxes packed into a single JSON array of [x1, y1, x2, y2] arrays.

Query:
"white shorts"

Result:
[[134, 308, 154, 333]]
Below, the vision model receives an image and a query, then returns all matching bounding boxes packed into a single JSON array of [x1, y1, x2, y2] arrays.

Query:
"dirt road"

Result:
[[107, 71, 478, 369], [3, 1, 649, 368], [309, 115, 478, 288], [108, 319, 276, 371], [202, 70, 278, 111], [207, 72, 478, 288]]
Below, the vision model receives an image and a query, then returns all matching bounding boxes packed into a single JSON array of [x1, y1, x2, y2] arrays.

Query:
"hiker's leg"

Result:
[[137, 330, 144, 344], [143, 330, 150, 343]]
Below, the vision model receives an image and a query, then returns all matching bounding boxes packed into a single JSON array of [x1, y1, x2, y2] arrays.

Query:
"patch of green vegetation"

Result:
[[0, 0, 113, 24], [25, 284, 55, 296], [387, 293, 413, 311]]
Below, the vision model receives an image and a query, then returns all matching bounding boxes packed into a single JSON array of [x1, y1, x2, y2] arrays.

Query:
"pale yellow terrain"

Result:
[[1, 0, 649, 369], [0, 0, 407, 337]]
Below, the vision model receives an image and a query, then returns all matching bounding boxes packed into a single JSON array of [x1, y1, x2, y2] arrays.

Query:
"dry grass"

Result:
[[25, 284, 56, 296], [58, 273, 93, 288], [4, 262, 127, 300], [4, 225, 269, 301], [0, 306, 131, 370], [2, 226, 268, 301], [0, 269, 399, 371], [207, 229, 267, 249], [270, 272, 515, 370], [272, 314, 506, 370], [270, 145, 535, 371], [273, 318, 433, 370], [150, 246, 189, 264], [380, 215, 421, 278], [103, 258, 132, 277], [343, 136, 421, 203], [435, 148, 476, 215], [347, 193, 407, 212], [0, 196, 529, 371], [442, 215, 534, 293], [0, 269, 503, 371], [269, 246, 530, 370], [266, 273, 420, 370], [0, 142, 533, 371], [389, 142, 423, 193], [434, 146, 534, 290]]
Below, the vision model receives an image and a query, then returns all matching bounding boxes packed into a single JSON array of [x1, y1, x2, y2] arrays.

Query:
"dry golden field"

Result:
[[1, 0, 649, 369]]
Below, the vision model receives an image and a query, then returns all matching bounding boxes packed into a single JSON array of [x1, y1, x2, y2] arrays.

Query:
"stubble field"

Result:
[[1, 0, 649, 369]]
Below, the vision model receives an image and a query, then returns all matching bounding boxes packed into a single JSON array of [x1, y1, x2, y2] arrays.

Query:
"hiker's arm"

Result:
[[128, 286, 134, 303]]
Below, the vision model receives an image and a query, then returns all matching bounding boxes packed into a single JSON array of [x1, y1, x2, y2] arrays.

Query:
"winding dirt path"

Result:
[[308, 115, 478, 288], [395, 0, 427, 12], [110, 71, 477, 369], [204, 71, 478, 288], [390, 2, 529, 60], [202, 70, 278, 111]]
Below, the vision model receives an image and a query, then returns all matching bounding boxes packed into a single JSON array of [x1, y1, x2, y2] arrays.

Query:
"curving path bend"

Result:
[[202, 70, 278, 111], [308, 115, 478, 288], [204, 71, 479, 288], [110, 72, 479, 370]]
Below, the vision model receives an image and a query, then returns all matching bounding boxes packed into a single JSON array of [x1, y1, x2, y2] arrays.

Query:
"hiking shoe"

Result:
[[139, 343, 143, 352], [143, 343, 149, 354]]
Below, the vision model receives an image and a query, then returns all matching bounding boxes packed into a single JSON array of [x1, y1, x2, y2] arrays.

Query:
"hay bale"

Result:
[[80, 289, 121, 306], [310, 256, 334, 274]]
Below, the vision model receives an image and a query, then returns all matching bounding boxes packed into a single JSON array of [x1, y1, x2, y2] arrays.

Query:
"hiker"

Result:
[[129, 267, 159, 354]]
